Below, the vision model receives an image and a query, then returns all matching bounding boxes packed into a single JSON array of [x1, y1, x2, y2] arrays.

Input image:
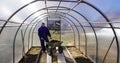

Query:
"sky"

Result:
[[85, 0, 120, 21], [85, 0, 120, 12], [0, 0, 120, 22]]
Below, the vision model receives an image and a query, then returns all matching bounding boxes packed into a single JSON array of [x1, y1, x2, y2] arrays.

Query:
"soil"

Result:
[[67, 47, 93, 63], [19, 47, 41, 63]]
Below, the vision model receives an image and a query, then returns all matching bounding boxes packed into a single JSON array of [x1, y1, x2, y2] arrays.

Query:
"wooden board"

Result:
[[57, 53, 66, 63]]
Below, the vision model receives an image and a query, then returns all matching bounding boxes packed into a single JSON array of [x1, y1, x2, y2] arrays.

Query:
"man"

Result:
[[38, 23, 51, 52]]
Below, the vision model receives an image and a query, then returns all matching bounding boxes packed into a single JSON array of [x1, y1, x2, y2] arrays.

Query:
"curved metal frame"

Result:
[[12, 6, 95, 63], [29, 16, 49, 47], [9, 6, 89, 53], [18, 6, 97, 60], [12, 6, 97, 63], [12, 12, 81, 63], [20, 5, 119, 63], [23, 11, 87, 52], [22, 12, 80, 49], [23, 14, 48, 49], [23, 14, 46, 37], [26, 13, 75, 48], [25, 14, 76, 49], [30, 14, 80, 48], [0, 0, 37, 34], [0, 0, 118, 63], [30, 15, 76, 48], [27, 16, 48, 48], [53, 6, 98, 60], [82, 1, 119, 63]]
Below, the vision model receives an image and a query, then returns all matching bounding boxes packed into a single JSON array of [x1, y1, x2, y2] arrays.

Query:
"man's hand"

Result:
[[40, 37, 44, 40], [50, 37, 52, 39]]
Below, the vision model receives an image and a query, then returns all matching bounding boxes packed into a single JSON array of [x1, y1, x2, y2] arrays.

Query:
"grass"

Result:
[[50, 30, 60, 41], [50, 30, 74, 46]]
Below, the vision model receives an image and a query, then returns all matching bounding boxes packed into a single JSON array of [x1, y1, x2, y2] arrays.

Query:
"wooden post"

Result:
[[21, 30, 26, 61]]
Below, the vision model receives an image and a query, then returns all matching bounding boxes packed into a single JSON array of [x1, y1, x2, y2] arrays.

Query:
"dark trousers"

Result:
[[40, 37, 49, 52]]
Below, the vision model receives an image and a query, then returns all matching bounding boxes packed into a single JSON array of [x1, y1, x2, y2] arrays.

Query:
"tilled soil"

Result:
[[19, 47, 41, 63], [67, 47, 93, 63]]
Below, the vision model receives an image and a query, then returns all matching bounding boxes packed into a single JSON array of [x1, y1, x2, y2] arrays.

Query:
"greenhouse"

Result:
[[0, 0, 120, 63]]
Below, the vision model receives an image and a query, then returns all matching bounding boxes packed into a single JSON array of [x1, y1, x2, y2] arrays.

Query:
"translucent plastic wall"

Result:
[[61, 18, 75, 46], [0, 0, 120, 63]]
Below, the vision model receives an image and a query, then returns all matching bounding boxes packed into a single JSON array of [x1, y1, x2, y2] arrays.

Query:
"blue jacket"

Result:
[[38, 26, 51, 38]]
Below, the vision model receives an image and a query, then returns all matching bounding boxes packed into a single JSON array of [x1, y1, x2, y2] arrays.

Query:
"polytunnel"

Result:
[[0, 0, 120, 63]]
